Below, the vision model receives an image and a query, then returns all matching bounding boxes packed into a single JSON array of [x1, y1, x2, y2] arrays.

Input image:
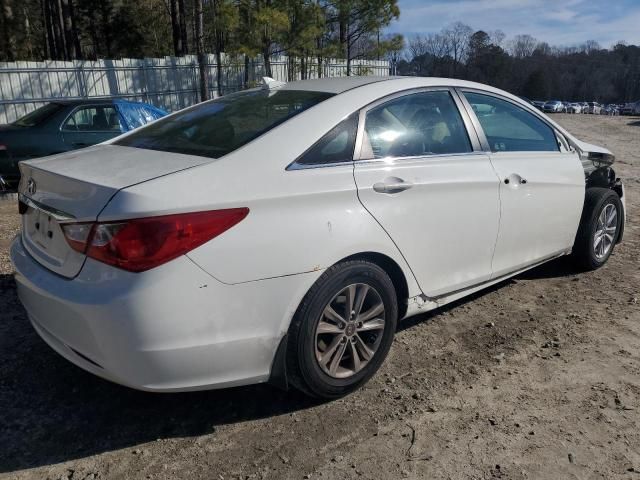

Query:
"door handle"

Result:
[[72, 142, 89, 147], [373, 177, 413, 194], [504, 174, 527, 185]]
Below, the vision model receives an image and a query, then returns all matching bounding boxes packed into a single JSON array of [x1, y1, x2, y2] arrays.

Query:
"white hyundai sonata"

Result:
[[11, 76, 625, 398]]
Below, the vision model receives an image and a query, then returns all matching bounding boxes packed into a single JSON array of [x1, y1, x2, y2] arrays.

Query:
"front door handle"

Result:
[[73, 142, 89, 147], [373, 177, 413, 194]]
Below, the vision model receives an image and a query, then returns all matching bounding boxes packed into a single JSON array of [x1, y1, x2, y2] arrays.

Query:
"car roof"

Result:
[[281, 76, 403, 93], [50, 98, 155, 107], [281, 75, 544, 97], [51, 99, 115, 106]]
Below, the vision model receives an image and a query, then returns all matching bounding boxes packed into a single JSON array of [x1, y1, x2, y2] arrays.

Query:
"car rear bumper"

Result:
[[11, 235, 321, 391]]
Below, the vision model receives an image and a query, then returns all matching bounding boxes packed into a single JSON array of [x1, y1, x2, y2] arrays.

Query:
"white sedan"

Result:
[[11, 76, 626, 398]]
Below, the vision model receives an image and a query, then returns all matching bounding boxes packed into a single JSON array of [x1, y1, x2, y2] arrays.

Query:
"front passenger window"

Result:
[[463, 92, 559, 152], [362, 91, 472, 159]]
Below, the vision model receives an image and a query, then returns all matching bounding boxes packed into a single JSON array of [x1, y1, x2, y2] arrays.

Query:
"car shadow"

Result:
[[0, 274, 321, 472], [627, 119, 640, 127], [0, 256, 579, 472]]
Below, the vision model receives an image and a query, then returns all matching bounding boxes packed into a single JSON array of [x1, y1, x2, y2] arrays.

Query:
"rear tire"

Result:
[[572, 188, 622, 270], [286, 260, 398, 399]]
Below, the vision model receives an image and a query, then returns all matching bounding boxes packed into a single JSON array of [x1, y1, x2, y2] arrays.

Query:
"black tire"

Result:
[[286, 260, 398, 399], [572, 187, 623, 271]]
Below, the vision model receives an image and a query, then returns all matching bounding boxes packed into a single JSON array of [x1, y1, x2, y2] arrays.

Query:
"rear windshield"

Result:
[[116, 89, 334, 159], [12, 103, 65, 127]]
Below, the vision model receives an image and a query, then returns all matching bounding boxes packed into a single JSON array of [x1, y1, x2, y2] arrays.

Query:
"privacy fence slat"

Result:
[[0, 54, 390, 124]]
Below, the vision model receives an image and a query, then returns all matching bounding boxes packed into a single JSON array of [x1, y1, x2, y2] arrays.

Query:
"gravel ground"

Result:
[[1, 114, 639, 480]]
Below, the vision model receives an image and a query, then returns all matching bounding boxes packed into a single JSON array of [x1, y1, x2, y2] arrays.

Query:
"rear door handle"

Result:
[[72, 142, 89, 147], [373, 177, 413, 194], [504, 174, 527, 185]]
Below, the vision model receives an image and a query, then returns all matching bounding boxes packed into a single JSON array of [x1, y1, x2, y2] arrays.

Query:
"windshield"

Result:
[[116, 89, 334, 159], [12, 103, 65, 127]]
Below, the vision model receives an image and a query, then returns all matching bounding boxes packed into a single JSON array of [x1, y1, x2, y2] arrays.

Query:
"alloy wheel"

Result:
[[314, 283, 386, 379], [593, 203, 617, 259]]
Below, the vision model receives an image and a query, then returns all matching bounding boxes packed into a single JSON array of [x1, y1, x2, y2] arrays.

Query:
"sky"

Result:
[[388, 0, 640, 48]]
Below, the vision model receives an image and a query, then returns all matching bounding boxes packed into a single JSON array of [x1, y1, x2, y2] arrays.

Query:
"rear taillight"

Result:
[[61, 208, 249, 272]]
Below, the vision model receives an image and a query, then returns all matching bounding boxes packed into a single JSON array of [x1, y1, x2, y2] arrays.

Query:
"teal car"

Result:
[[0, 99, 167, 190]]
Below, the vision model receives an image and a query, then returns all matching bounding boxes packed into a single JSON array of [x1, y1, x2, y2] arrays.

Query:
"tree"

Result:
[[1, 0, 17, 60], [242, 0, 288, 77], [334, 0, 400, 75], [60, 0, 81, 59], [465, 30, 510, 87], [207, 0, 238, 94], [178, 0, 188, 53], [442, 21, 472, 76], [280, 0, 323, 80], [382, 33, 403, 75], [195, 0, 207, 100], [510, 34, 537, 58]]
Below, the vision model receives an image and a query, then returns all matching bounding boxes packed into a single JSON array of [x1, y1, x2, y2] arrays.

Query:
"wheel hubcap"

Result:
[[593, 203, 617, 260], [314, 283, 386, 379]]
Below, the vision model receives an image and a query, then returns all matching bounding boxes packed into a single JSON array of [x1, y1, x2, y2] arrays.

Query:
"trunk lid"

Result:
[[19, 144, 210, 277]]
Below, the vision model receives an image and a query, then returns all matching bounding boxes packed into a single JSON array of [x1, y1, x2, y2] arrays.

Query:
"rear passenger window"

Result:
[[361, 90, 472, 159], [463, 92, 559, 152], [297, 113, 358, 165]]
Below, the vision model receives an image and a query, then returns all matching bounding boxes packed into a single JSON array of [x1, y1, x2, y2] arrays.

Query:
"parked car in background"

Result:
[[11, 76, 626, 398], [569, 103, 583, 114], [0, 99, 167, 189], [602, 104, 620, 116], [580, 102, 589, 113], [586, 102, 602, 114], [531, 100, 545, 111], [543, 100, 564, 113], [622, 101, 640, 115]]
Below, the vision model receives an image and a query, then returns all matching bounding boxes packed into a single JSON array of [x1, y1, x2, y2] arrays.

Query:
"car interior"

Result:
[[63, 106, 122, 132], [363, 92, 472, 159]]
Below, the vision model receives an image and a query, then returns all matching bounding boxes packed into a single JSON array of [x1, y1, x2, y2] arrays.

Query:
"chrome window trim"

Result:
[[456, 88, 566, 154], [59, 103, 122, 134], [286, 112, 358, 171], [286, 85, 489, 171], [353, 150, 488, 167], [353, 86, 483, 162], [286, 160, 355, 171]]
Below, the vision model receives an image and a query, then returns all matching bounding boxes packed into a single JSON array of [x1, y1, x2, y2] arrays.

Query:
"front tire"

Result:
[[286, 260, 398, 399], [572, 188, 622, 270]]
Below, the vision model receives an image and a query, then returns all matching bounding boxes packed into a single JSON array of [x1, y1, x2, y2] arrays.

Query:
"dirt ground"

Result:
[[1, 114, 639, 480]]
